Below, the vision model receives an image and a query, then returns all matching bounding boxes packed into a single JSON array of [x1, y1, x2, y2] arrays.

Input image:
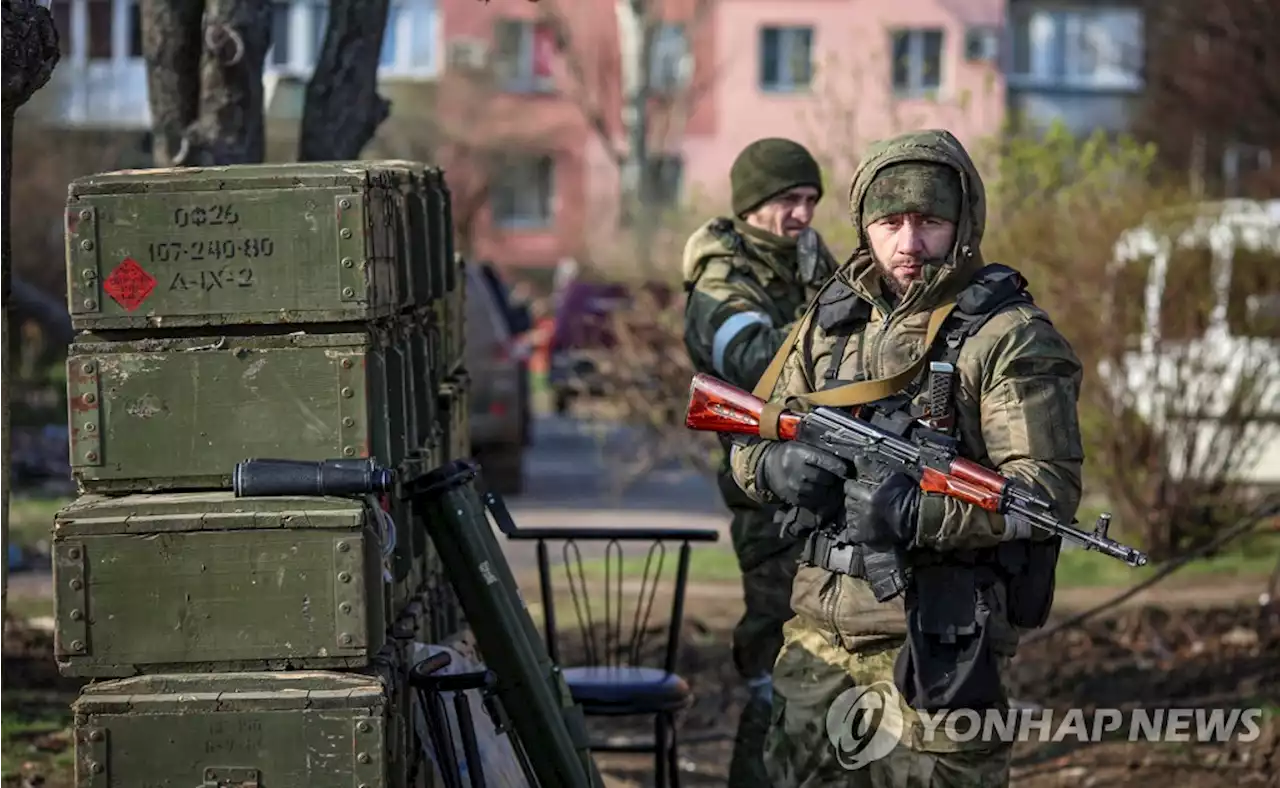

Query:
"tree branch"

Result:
[[537, 0, 624, 166]]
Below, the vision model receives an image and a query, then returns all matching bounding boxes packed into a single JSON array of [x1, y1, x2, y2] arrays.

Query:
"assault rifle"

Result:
[[684, 374, 1148, 601]]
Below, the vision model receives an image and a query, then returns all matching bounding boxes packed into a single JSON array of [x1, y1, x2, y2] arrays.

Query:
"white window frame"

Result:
[[1007, 6, 1143, 91], [890, 28, 945, 97], [493, 18, 555, 94], [759, 26, 813, 93], [265, 0, 439, 79], [56, 0, 143, 67], [492, 155, 556, 230], [379, 0, 440, 77], [649, 23, 690, 93]]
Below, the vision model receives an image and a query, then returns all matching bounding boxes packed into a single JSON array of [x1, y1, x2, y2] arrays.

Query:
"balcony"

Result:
[[37, 58, 150, 129]]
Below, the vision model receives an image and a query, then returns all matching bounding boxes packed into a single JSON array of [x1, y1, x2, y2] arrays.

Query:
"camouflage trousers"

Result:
[[724, 490, 803, 788], [764, 617, 1013, 788]]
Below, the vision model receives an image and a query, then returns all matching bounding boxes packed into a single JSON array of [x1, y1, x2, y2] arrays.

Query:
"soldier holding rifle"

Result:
[[724, 129, 1088, 787]]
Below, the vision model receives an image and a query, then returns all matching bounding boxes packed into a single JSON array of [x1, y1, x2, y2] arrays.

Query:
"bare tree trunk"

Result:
[[298, 0, 392, 161], [184, 0, 272, 164], [142, 0, 271, 166], [615, 0, 655, 269], [142, 0, 204, 165], [1, 0, 60, 621]]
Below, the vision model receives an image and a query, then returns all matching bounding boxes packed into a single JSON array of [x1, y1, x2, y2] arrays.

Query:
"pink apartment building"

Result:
[[26, 0, 1011, 276], [439, 0, 1007, 274]]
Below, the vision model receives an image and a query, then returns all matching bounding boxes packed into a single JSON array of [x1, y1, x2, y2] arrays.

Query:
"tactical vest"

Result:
[[685, 219, 822, 508], [821, 262, 1031, 424], [783, 263, 1063, 712]]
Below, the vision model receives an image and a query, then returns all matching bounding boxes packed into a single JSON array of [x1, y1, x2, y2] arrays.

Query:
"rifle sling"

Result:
[[758, 402, 785, 440], [753, 301, 958, 437]]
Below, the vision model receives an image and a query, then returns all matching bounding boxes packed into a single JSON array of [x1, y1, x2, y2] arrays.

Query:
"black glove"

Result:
[[756, 442, 846, 510], [844, 472, 920, 547]]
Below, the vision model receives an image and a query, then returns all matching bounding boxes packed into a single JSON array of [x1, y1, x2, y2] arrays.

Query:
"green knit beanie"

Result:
[[730, 138, 824, 217]]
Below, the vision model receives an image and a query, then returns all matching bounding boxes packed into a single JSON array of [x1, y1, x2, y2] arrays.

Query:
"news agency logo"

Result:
[[825, 680, 906, 770], [824, 680, 1267, 768]]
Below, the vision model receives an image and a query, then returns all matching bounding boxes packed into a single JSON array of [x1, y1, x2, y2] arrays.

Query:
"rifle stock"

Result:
[[685, 373, 801, 439]]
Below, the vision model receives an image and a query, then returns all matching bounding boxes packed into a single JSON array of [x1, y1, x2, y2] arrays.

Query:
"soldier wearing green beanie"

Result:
[[681, 137, 839, 787], [729, 129, 1085, 787]]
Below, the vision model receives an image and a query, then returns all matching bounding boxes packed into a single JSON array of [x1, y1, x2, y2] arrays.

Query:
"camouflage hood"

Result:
[[842, 129, 987, 311], [682, 219, 740, 284], [681, 217, 819, 286]]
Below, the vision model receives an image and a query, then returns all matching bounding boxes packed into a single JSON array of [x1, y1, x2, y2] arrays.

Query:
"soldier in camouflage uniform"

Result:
[[681, 137, 839, 786], [729, 129, 1085, 787]]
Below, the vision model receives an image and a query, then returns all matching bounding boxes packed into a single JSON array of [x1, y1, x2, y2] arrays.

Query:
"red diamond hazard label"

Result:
[[102, 258, 157, 311]]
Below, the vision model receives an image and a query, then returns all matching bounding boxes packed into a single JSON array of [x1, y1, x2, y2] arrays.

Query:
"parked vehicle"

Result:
[[1102, 198, 1280, 489], [465, 261, 533, 494]]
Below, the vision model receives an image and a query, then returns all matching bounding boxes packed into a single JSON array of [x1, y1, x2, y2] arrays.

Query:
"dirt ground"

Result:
[[4, 576, 1278, 788]]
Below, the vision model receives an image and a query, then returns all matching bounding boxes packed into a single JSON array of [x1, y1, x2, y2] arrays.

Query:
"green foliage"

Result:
[[985, 119, 1159, 217], [6, 496, 66, 551]]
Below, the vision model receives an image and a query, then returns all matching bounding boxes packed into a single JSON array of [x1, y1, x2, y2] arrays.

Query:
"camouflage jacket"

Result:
[[682, 218, 838, 392], [729, 129, 1086, 651]]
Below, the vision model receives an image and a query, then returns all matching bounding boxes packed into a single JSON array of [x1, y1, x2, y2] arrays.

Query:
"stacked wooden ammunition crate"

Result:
[[53, 161, 469, 786]]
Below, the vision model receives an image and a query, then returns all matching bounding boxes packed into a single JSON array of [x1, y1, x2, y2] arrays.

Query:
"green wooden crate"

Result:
[[71, 650, 412, 788], [425, 167, 452, 304], [64, 161, 428, 330], [448, 253, 467, 373], [383, 160, 449, 311], [66, 331, 405, 493], [437, 375, 470, 463], [404, 319, 439, 450], [52, 491, 396, 677]]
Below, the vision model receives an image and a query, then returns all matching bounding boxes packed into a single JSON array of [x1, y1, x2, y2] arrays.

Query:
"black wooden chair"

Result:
[[490, 491, 720, 788]]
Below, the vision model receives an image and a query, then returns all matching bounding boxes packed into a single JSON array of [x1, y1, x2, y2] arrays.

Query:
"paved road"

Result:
[[495, 414, 733, 572], [503, 414, 726, 514]]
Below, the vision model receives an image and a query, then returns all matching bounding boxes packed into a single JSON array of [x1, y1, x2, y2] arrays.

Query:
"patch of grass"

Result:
[[568, 546, 742, 585], [527, 501, 1274, 597], [564, 532, 1278, 592], [1, 697, 75, 786], [1055, 531, 1280, 588], [7, 495, 70, 551], [5, 595, 54, 622]]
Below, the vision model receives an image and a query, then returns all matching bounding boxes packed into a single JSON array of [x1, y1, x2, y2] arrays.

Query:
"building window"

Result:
[[87, 0, 112, 60], [891, 29, 944, 96], [51, 2, 71, 55], [380, 4, 401, 67], [493, 19, 556, 93], [759, 26, 812, 92], [492, 156, 555, 229], [270, 2, 292, 66], [650, 24, 689, 92], [128, 1, 144, 57], [1009, 7, 1143, 91], [380, 0, 438, 74], [311, 1, 329, 56], [270, 0, 437, 76]]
